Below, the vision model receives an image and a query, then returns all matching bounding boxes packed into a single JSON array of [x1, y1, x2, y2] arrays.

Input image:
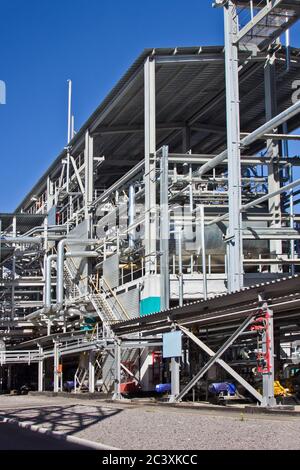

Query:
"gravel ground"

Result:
[[0, 395, 300, 450]]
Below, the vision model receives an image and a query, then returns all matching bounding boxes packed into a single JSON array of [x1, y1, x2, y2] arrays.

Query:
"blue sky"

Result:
[[0, 0, 299, 212]]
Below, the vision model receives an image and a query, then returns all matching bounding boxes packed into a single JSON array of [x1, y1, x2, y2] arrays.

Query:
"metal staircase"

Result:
[[234, 0, 300, 51], [64, 257, 86, 300], [214, 1, 300, 51], [89, 292, 119, 324], [88, 276, 130, 324]]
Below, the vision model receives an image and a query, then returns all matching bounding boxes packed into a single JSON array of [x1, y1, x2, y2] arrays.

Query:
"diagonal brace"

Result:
[[174, 317, 262, 403]]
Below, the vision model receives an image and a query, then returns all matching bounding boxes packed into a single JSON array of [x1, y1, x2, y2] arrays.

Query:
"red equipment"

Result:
[[250, 310, 272, 374]]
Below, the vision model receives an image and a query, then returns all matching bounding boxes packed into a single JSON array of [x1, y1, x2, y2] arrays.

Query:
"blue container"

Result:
[[155, 383, 171, 393]]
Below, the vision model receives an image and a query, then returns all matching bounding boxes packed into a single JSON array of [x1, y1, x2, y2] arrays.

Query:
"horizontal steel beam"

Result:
[[155, 54, 225, 64]]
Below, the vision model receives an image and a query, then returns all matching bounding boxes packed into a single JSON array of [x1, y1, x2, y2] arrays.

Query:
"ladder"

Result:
[[74, 362, 89, 393], [74, 349, 105, 393]]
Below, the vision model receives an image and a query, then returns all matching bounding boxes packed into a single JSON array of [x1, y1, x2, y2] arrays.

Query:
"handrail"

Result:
[[102, 277, 131, 320], [88, 274, 130, 321], [64, 256, 87, 298]]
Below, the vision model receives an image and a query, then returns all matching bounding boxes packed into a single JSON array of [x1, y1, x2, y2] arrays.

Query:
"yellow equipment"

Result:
[[274, 380, 290, 397]]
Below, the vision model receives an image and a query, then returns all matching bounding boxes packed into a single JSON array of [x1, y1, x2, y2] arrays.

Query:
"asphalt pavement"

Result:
[[0, 422, 91, 450]]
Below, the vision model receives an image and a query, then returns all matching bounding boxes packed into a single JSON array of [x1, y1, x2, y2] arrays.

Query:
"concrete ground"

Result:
[[0, 395, 300, 450]]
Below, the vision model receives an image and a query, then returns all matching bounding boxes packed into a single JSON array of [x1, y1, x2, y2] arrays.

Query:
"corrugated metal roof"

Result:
[[113, 274, 300, 334], [15, 45, 300, 212]]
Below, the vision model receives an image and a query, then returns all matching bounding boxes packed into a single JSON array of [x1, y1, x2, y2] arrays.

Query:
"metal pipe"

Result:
[[25, 308, 45, 320], [285, 22, 291, 73], [22, 225, 68, 238], [242, 177, 300, 212], [198, 99, 300, 177], [67, 80, 72, 144], [46, 250, 97, 311], [92, 160, 144, 208], [243, 258, 300, 265], [66, 251, 98, 258], [0, 237, 42, 244], [207, 177, 300, 226], [240, 132, 300, 141], [56, 238, 97, 309]]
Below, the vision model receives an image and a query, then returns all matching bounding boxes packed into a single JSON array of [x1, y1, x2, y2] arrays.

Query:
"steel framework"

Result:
[[0, 1, 300, 407]]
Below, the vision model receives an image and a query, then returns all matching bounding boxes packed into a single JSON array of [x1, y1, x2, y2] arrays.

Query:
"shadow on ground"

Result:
[[0, 422, 93, 450], [0, 404, 122, 436]]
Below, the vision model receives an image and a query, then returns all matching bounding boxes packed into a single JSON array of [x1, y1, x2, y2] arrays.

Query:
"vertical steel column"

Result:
[[46, 176, 54, 210], [84, 130, 94, 230], [11, 216, 17, 319], [182, 126, 191, 153], [170, 358, 180, 402], [38, 346, 44, 392], [262, 308, 276, 407], [178, 229, 183, 307], [199, 205, 208, 300], [224, 1, 243, 292], [112, 339, 122, 400], [7, 365, 12, 390], [53, 341, 59, 393], [274, 327, 281, 378], [160, 146, 170, 311], [264, 56, 282, 273], [128, 184, 136, 249], [89, 351, 95, 393], [169, 325, 181, 403], [144, 56, 157, 274], [66, 79, 72, 194]]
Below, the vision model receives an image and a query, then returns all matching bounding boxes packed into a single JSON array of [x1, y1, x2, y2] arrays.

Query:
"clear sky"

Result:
[[0, 0, 299, 212]]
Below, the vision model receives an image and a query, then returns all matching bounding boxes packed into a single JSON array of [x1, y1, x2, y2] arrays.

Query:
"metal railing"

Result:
[[0, 350, 41, 365]]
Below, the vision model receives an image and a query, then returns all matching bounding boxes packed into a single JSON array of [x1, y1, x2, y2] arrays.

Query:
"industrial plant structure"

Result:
[[1, 0, 300, 407]]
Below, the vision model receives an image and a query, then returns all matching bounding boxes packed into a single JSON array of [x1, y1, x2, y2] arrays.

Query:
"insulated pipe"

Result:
[[23, 225, 68, 238], [66, 252, 99, 258], [45, 251, 99, 312], [56, 239, 98, 310], [0, 232, 66, 244], [0, 237, 42, 244], [66, 307, 82, 317], [26, 308, 45, 320], [198, 99, 300, 177]]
